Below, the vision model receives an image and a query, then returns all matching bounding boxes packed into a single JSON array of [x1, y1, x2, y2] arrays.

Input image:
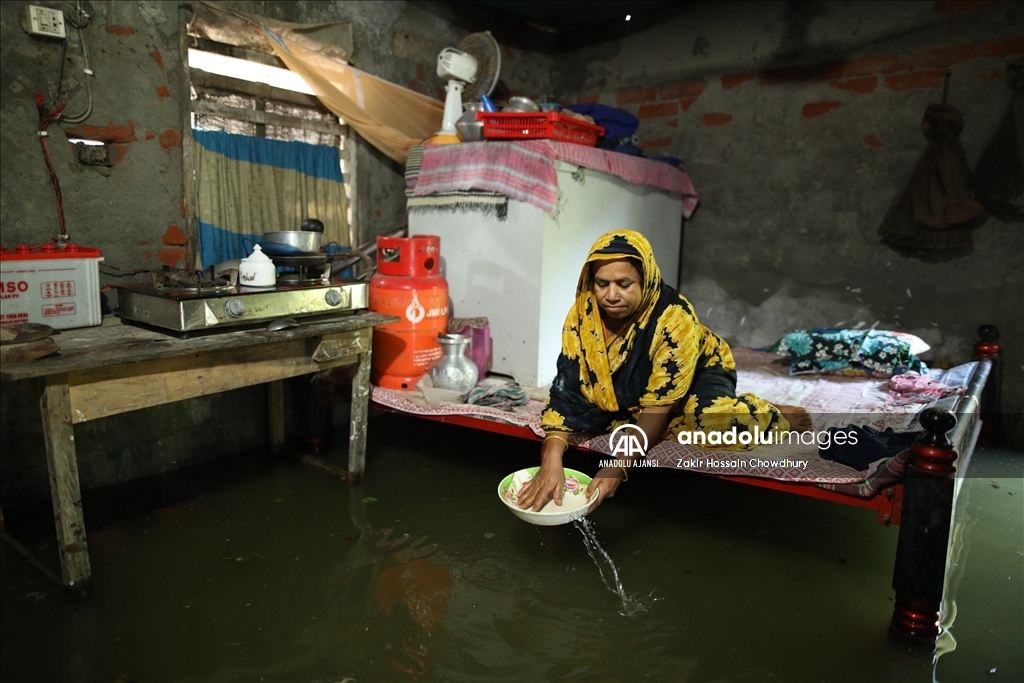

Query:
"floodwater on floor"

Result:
[[2, 414, 1021, 683]]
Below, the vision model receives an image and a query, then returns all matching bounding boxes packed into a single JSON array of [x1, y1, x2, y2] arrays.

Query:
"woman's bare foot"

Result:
[[777, 404, 813, 432]]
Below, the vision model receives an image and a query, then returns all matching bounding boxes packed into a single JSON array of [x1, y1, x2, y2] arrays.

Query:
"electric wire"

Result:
[[60, 1, 92, 125]]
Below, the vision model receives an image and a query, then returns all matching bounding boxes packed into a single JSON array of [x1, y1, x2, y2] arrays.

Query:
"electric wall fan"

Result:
[[431, 30, 501, 144]]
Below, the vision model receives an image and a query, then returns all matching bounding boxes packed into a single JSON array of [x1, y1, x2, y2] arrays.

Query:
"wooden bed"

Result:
[[370, 327, 1001, 643]]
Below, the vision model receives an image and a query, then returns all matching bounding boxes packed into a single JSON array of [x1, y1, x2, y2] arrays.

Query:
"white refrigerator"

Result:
[[410, 160, 684, 388]]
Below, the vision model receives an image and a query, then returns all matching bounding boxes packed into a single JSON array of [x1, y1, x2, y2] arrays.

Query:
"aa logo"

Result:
[[609, 424, 648, 459]]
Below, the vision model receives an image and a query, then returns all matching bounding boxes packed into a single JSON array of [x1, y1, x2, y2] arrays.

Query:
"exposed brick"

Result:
[[65, 118, 138, 143], [143, 251, 153, 259], [721, 71, 755, 89], [416, 63, 425, 81], [802, 101, 843, 118], [884, 69, 947, 90], [843, 54, 904, 77], [679, 97, 699, 112], [979, 36, 1024, 57], [909, 44, 977, 69], [702, 113, 733, 126], [137, 240, 153, 247], [638, 136, 672, 149], [156, 86, 170, 98], [829, 76, 878, 94], [759, 67, 814, 85], [659, 80, 704, 99], [935, 0, 999, 14], [666, 119, 679, 128], [504, 45, 516, 60], [106, 25, 135, 35], [159, 128, 182, 150], [617, 87, 657, 105], [157, 247, 188, 268], [145, 130, 155, 140], [638, 102, 679, 119], [151, 46, 163, 69], [814, 62, 846, 81], [575, 94, 600, 104], [864, 134, 886, 148], [162, 225, 187, 246], [976, 68, 1004, 80]]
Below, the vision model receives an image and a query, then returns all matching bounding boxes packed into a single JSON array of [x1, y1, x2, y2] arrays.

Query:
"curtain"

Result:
[[264, 30, 444, 165], [194, 129, 349, 268]]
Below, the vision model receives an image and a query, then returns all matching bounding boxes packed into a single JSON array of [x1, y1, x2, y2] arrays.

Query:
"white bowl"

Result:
[[497, 467, 599, 526]]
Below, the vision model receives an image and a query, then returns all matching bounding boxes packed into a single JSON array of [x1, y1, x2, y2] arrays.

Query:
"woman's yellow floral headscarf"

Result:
[[563, 230, 663, 413]]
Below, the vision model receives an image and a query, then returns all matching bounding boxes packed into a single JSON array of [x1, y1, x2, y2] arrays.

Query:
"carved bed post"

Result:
[[890, 407, 958, 642], [972, 324, 1001, 445]]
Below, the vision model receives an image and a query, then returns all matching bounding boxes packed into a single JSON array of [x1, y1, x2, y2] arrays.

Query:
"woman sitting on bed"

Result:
[[517, 230, 792, 513]]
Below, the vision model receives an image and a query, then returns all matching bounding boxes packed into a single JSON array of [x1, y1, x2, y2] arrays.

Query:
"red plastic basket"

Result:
[[477, 111, 605, 146]]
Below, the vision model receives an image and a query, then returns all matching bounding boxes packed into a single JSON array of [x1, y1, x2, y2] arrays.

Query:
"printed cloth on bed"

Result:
[[540, 230, 787, 449], [460, 381, 529, 411], [409, 140, 699, 217], [886, 371, 965, 406], [772, 329, 925, 377]]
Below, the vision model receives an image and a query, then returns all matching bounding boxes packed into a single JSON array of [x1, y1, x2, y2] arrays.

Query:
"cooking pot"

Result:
[[263, 218, 324, 253]]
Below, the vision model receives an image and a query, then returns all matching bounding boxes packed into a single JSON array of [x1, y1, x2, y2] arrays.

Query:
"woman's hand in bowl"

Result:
[[516, 463, 565, 512]]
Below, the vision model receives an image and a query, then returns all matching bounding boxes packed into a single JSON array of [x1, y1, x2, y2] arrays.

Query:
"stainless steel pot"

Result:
[[262, 230, 322, 253], [456, 105, 485, 142]]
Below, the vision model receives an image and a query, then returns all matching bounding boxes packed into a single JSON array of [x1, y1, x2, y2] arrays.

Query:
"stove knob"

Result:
[[325, 289, 343, 307], [225, 298, 246, 317]]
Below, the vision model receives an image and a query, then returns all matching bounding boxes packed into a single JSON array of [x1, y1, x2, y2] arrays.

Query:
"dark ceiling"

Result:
[[437, 1, 690, 53]]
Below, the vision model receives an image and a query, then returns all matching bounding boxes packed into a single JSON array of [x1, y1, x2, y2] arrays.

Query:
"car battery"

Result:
[[0, 243, 104, 329]]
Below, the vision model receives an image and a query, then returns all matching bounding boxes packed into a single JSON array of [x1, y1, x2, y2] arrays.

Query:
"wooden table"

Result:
[[0, 312, 397, 596]]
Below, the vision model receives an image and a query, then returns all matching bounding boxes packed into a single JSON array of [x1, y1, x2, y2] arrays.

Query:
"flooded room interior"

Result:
[[1, 1, 1022, 682]]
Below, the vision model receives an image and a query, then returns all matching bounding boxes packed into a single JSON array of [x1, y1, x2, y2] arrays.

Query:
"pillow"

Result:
[[889, 331, 931, 356], [772, 329, 867, 376], [854, 331, 926, 375], [772, 329, 926, 377]]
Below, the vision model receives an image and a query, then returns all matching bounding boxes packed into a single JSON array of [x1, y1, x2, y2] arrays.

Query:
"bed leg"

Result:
[[972, 324, 1001, 446], [889, 407, 958, 643]]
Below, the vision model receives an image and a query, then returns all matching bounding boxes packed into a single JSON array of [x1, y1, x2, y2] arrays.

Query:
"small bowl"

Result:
[[539, 102, 562, 113], [498, 467, 599, 526], [503, 96, 540, 113]]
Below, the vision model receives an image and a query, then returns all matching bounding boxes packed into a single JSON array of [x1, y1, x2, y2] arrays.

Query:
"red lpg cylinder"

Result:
[[369, 235, 449, 389]]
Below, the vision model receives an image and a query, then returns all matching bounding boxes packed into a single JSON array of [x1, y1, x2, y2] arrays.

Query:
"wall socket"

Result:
[[22, 4, 66, 39]]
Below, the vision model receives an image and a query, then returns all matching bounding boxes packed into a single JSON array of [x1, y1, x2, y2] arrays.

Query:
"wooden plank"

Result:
[[348, 349, 372, 479], [192, 100, 346, 136], [1, 313, 397, 382], [268, 379, 285, 448], [191, 69, 325, 109], [67, 331, 368, 423], [40, 375, 92, 595]]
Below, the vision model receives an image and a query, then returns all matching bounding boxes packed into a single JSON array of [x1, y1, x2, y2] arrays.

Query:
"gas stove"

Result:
[[116, 266, 368, 336]]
